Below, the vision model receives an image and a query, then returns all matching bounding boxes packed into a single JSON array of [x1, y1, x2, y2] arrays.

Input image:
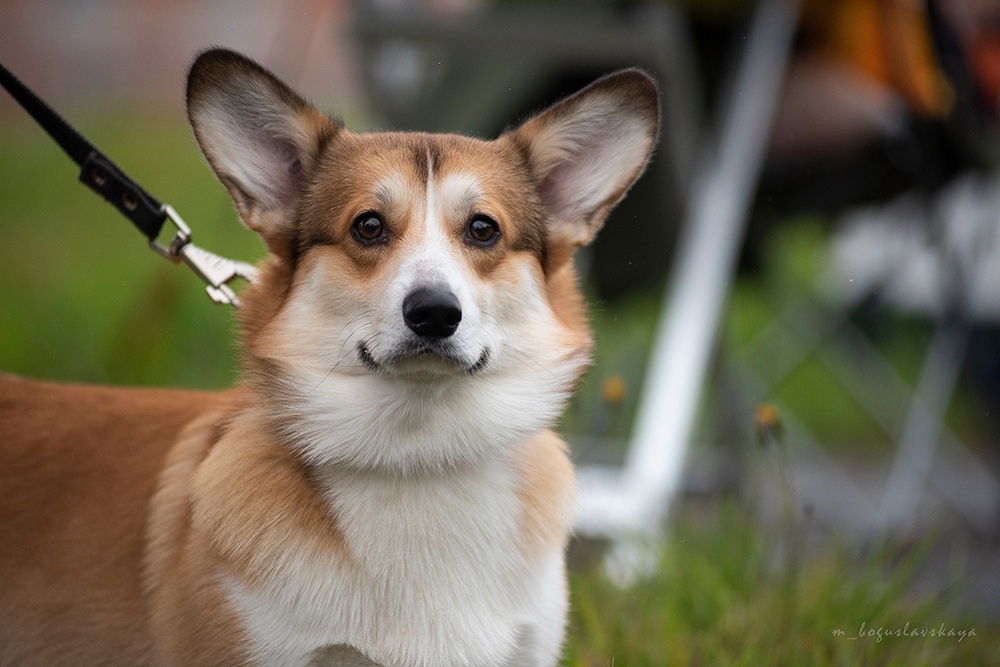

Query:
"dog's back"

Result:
[[0, 374, 217, 665]]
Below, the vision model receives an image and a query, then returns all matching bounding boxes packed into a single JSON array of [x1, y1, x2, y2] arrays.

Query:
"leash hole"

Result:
[[121, 191, 138, 212], [89, 166, 107, 187]]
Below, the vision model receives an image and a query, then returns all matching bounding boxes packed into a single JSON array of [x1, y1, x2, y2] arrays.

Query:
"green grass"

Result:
[[0, 113, 262, 388], [563, 503, 1000, 665]]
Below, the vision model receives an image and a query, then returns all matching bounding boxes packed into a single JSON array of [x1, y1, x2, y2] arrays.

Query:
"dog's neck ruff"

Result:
[[259, 351, 586, 474]]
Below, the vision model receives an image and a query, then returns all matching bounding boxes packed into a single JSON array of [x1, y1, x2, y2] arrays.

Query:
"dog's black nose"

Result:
[[402, 286, 462, 338]]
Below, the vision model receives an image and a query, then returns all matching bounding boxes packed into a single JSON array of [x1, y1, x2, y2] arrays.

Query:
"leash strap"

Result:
[[0, 61, 166, 242], [0, 61, 257, 306]]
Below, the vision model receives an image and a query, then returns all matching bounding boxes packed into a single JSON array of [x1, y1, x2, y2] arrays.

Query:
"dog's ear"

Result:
[[509, 70, 659, 252], [186, 48, 338, 246]]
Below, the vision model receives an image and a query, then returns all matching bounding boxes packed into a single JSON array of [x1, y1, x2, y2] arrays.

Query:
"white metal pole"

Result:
[[576, 0, 800, 537]]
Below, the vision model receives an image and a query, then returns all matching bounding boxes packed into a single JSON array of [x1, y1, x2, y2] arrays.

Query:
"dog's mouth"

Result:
[[358, 342, 490, 376]]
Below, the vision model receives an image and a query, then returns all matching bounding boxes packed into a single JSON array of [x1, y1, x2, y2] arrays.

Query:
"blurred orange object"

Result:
[[771, 0, 954, 160], [802, 0, 953, 118]]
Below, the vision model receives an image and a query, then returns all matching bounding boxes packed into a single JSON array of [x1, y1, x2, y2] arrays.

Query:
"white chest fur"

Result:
[[222, 458, 567, 667]]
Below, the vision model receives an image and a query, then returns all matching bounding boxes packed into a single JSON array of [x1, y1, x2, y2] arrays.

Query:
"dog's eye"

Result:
[[352, 212, 386, 244], [466, 215, 500, 247]]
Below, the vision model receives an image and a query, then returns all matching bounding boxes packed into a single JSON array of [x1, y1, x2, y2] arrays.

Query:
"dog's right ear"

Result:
[[186, 48, 339, 247]]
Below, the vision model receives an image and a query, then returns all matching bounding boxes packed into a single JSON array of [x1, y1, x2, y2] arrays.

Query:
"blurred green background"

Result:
[[0, 115, 256, 388]]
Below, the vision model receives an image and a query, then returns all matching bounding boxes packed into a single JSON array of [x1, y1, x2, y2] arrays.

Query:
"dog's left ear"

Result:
[[509, 70, 659, 251], [186, 48, 339, 249]]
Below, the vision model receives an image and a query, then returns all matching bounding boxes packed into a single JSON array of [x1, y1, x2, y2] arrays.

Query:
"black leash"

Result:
[[0, 61, 256, 306]]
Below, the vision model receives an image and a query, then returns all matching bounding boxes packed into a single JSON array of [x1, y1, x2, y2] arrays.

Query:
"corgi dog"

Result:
[[0, 49, 658, 666]]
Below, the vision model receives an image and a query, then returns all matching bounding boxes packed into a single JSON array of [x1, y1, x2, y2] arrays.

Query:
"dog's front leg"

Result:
[[506, 552, 570, 667], [506, 624, 564, 667]]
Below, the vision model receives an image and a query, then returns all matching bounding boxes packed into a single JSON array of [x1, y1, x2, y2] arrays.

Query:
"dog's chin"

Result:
[[358, 343, 490, 379]]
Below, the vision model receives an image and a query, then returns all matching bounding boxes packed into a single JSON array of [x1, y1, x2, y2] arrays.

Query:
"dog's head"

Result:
[[187, 49, 659, 471]]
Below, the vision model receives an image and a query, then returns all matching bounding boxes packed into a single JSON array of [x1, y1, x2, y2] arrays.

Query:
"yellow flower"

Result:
[[754, 402, 783, 446], [602, 375, 627, 406]]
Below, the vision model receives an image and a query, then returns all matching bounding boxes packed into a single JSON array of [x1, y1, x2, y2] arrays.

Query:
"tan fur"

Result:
[[0, 376, 224, 665], [143, 398, 353, 665], [513, 431, 577, 554], [0, 48, 658, 666]]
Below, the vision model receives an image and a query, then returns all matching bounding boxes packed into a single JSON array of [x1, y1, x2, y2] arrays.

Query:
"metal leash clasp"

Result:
[[149, 205, 259, 307]]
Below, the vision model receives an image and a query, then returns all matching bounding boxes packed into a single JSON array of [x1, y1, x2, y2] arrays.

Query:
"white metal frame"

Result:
[[575, 0, 801, 540]]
